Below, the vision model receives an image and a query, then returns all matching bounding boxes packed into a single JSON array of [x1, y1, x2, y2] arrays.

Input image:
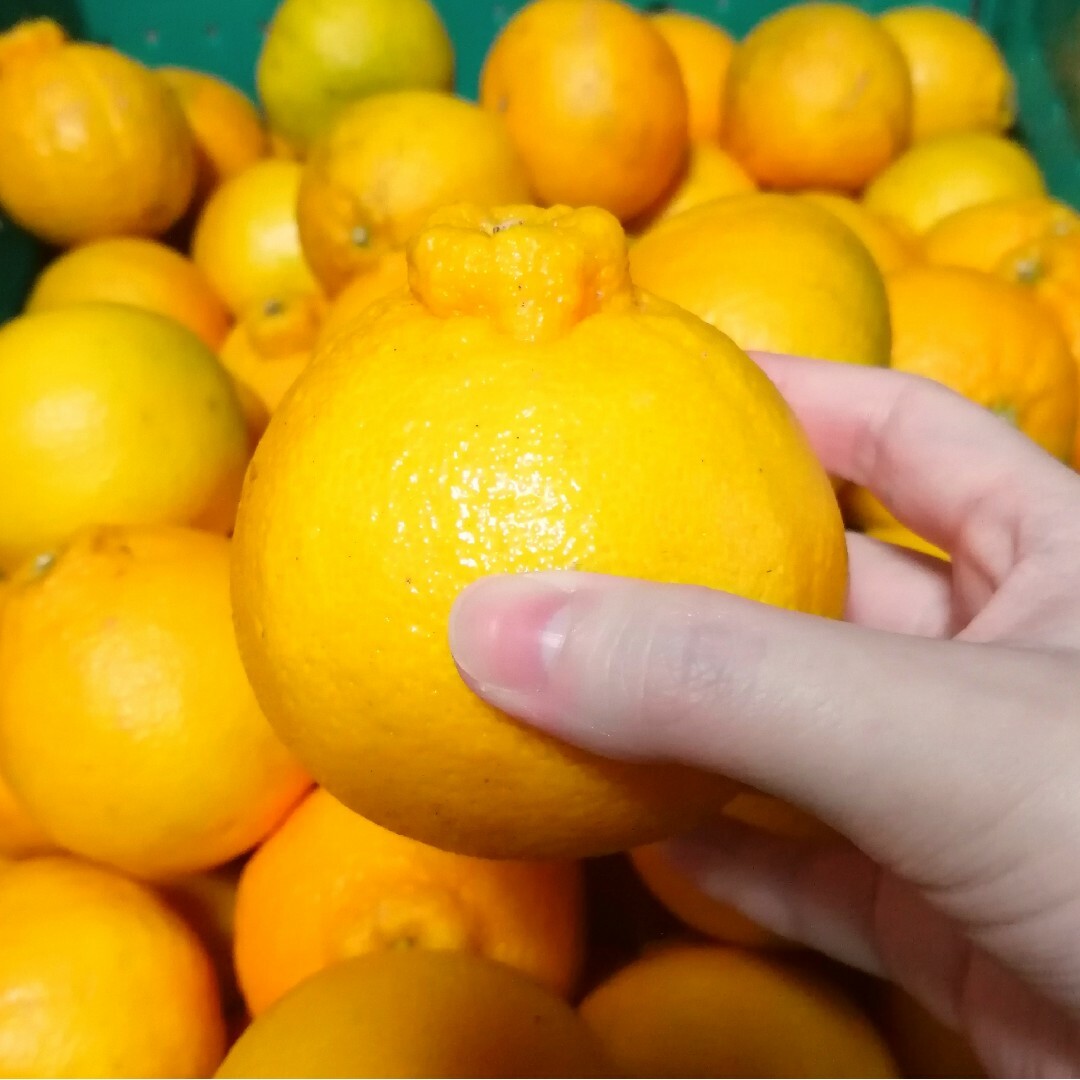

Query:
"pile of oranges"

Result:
[[0, 0, 1075, 1075]]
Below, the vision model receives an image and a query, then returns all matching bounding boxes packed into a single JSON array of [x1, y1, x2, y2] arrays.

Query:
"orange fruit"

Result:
[[879, 6, 1015, 142], [0, 855, 225, 1077], [0, 19, 195, 245], [192, 159, 321, 316], [159, 67, 268, 199], [316, 250, 410, 348], [722, 3, 911, 191], [635, 143, 756, 231], [297, 90, 531, 294], [0, 303, 249, 573], [217, 950, 610, 1079], [480, 0, 688, 221], [650, 10, 735, 143], [630, 193, 891, 367], [923, 195, 1080, 272], [580, 944, 897, 1077], [26, 237, 231, 350], [234, 787, 584, 1015], [230, 203, 847, 860], [864, 132, 1046, 234], [880, 984, 984, 1078], [268, 130, 301, 161], [631, 792, 832, 949], [0, 525, 311, 879], [0, 768, 54, 860], [864, 523, 949, 562], [799, 191, 921, 276]]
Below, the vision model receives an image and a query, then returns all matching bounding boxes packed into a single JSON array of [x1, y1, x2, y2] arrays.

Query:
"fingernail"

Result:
[[448, 575, 573, 706]]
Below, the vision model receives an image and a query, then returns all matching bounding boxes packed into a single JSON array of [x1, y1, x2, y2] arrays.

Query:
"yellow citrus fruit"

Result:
[[231, 204, 847, 860], [799, 191, 921, 276], [636, 143, 757, 231], [864, 132, 1046, 234], [192, 159, 322, 315], [257, 0, 454, 153], [722, 3, 912, 191], [631, 792, 833, 948], [879, 6, 1015, 142], [864, 523, 949, 561], [650, 10, 735, 143], [0, 769, 54, 860], [479, 0, 688, 222], [880, 984, 984, 1078], [297, 90, 531, 293], [0, 855, 225, 1077], [630, 193, 890, 367], [0, 303, 249, 573], [234, 787, 584, 1015], [923, 195, 1080, 271], [0, 525, 311, 879], [217, 950, 610, 1078], [316, 250, 410, 348], [26, 236, 231, 351]]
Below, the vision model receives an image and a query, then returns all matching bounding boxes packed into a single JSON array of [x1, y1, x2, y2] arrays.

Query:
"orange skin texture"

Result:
[[480, 0, 688, 222], [234, 787, 585, 1015], [230, 203, 847, 860], [722, 3, 912, 191], [0, 20, 195, 245], [799, 191, 921, 276], [27, 237, 232, 351]]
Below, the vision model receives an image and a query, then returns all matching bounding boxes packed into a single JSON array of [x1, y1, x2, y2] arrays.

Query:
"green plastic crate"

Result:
[[1, 0, 1078, 320]]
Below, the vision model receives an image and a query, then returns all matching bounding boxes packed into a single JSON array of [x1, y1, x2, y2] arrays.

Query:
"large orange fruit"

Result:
[[0, 19, 195, 245], [480, 0, 688, 221], [217, 951, 610, 1078], [297, 90, 531, 293], [231, 204, 847, 860], [0, 856, 225, 1077], [26, 237, 231, 350], [635, 143, 756, 231], [0, 526, 310, 879], [722, 3, 911, 191], [579, 945, 897, 1077], [630, 193, 891, 367], [0, 304, 249, 573], [234, 787, 584, 1015], [799, 191, 921, 276]]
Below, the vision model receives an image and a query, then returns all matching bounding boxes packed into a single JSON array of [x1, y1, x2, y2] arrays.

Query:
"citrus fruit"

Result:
[[480, 0, 688, 221], [799, 191, 921, 276], [923, 195, 1080, 271], [217, 951, 610, 1079], [192, 159, 321, 315], [26, 237, 231, 350], [580, 944, 898, 1077], [231, 203, 847, 860], [316, 250, 409, 348], [0, 769, 54, 860], [880, 984, 984, 1078], [650, 10, 735, 143], [235, 787, 584, 1015], [879, 6, 1015, 142], [0, 855, 225, 1078], [0, 303, 249, 573], [636, 143, 756, 231], [297, 90, 530, 293], [630, 192, 891, 367], [0, 525, 311, 879], [631, 792, 832, 948], [864, 132, 1046, 234], [722, 3, 912, 191], [864, 523, 949, 561], [257, 0, 454, 153], [0, 19, 195, 245], [159, 67, 269, 198]]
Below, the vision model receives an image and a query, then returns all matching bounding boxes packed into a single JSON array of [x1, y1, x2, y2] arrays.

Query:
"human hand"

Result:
[[448, 354, 1080, 1078]]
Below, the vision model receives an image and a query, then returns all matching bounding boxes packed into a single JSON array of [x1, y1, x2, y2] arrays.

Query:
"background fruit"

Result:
[[0, 525, 310, 879], [880, 6, 1015, 142], [0, 19, 195, 245], [234, 787, 584, 1014], [297, 90, 531, 292], [0, 856, 225, 1077], [192, 159, 322, 315], [799, 191, 921, 276], [480, 0, 688, 221], [217, 950, 610, 1079], [0, 304, 249, 572], [722, 3, 912, 191], [257, 0, 454, 152], [630, 193, 891, 367], [316, 250, 409, 347], [26, 237, 231, 350], [636, 143, 757, 230]]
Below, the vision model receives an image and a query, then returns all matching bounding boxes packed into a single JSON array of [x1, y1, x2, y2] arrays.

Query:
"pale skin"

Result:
[[448, 354, 1080, 1078]]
